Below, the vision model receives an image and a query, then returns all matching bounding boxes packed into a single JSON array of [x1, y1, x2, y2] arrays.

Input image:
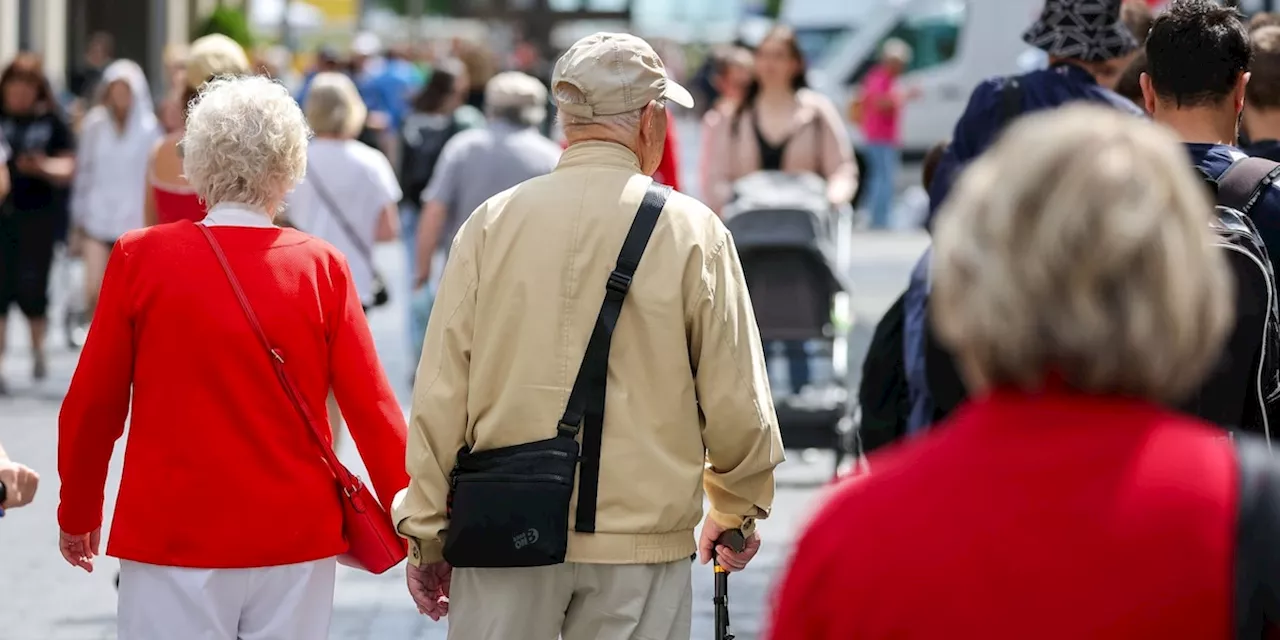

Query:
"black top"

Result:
[[753, 110, 792, 172], [0, 110, 74, 214]]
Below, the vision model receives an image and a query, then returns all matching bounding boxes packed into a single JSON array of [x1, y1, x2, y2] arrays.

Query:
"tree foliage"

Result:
[[374, 0, 454, 15], [195, 6, 256, 48]]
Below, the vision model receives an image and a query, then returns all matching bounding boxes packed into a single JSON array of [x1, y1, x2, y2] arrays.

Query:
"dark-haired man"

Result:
[[1141, 0, 1280, 250], [1141, 0, 1280, 437], [1245, 26, 1280, 162]]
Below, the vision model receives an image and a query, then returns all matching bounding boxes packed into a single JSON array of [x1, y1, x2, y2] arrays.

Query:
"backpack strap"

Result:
[[1216, 156, 1280, 215], [557, 181, 672, 533], [1234, 434, 1280, 637]]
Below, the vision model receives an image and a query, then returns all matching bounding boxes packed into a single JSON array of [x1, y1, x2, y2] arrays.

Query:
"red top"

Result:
[[151, 181, 207, 225], [557, 110, 681, 191], [769, 389, 1235, 639], [58, 221, 409, 568]]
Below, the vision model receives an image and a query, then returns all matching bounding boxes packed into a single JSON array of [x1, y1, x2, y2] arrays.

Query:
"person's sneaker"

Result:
[[33, 356, 47, 381]]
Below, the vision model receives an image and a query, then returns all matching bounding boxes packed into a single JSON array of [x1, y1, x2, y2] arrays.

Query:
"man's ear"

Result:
[[1139, 72, 1158, 115], [1238, 71, 1253, 114], [639, 102, 658, 145]]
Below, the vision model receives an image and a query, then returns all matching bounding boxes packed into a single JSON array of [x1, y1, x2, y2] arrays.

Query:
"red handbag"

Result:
[[197, 223, 406, 574]]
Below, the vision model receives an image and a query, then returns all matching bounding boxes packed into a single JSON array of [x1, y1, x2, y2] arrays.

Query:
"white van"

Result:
[[807, 0, 1044, 160]]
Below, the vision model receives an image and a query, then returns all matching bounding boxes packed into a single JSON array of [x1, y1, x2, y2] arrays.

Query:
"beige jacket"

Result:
[[704, 88, 858, 214], [393, 141, 784, 566]]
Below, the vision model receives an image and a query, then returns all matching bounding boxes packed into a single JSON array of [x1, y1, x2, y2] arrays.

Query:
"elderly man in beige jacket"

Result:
[[393, 32, 784, 640]]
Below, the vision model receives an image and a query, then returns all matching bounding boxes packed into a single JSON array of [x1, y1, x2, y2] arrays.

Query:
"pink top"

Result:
[[860, 65, 902, 145]]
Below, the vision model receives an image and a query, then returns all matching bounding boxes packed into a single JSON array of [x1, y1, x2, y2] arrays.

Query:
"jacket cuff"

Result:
[[708, 509, 757, 538], [406, 537, 445, 566], [57, 503, 102, 535]]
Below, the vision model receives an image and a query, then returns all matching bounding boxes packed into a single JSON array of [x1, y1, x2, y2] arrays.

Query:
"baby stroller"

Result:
[[722, 172, 857, 477]]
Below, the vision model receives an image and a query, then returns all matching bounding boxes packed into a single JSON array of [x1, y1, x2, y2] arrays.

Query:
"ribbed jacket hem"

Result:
[[564, 529, 696, 565]]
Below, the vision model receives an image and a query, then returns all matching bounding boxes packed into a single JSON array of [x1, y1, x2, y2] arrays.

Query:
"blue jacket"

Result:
[[906, 63, 1144, 431], [927, 63, 1144, 220]]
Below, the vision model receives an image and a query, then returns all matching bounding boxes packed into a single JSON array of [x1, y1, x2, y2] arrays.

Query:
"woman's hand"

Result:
[[59, 528, 101, 573], [14, 153, 46, 177]]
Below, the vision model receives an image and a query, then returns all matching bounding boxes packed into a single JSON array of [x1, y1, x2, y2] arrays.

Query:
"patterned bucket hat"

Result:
[[1022, 0, 1139, 62]]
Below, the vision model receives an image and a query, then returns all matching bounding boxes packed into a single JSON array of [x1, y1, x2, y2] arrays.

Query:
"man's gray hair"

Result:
[[554, 82, 648, 136], [487, 103, 547, 128]]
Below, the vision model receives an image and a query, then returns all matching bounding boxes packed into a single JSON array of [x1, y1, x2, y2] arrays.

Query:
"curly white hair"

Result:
[[181, 75, 311, 212]]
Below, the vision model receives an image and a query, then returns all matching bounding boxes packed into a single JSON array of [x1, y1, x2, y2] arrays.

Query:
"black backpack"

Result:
[[399, 115, 462, 208], [1199, 156, 1280, 440], [858, 292, 911, 453]]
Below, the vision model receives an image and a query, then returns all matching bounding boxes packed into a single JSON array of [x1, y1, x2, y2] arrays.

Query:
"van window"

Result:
[[846, 0, 967, 86]]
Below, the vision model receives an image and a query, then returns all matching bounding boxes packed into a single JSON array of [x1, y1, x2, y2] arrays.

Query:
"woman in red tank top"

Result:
[[147, 159, 205, 225], [144, 35, 250, 226]]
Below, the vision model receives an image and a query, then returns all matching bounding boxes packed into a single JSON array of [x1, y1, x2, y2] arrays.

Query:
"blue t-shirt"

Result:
[[360, 59, 422, 132], [1189, 142, 1280, 257]]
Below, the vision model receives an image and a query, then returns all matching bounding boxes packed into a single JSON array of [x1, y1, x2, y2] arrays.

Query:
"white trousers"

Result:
[[117, 557, 337, 640], [448, 559, 693, 640]]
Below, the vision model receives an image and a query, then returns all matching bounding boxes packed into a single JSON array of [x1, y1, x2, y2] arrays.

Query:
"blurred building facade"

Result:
[[0, 0, 210, 93]]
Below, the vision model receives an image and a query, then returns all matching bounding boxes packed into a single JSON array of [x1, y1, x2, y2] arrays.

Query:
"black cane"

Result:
[[714, 528, 747, 640]]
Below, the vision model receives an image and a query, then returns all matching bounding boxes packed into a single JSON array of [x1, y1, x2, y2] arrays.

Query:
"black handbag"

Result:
[[305, 160, 391, 308], [443, 182, 672, 568]]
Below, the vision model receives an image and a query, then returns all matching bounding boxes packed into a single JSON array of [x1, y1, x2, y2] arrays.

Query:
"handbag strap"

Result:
[[556, 181, 671, 533], [306, 158, 376, 265], [195, 223, 361, 495]]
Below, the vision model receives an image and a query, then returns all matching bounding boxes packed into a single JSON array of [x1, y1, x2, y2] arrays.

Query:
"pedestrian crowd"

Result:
[[7, 0, 1280, 638]]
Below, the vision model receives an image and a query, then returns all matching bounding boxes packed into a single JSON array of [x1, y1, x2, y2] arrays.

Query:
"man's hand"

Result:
[[59, 528, 101, 573], [0, 460, 39, 509], [407, 560, 452, 621], [698, 514, 761, 573]]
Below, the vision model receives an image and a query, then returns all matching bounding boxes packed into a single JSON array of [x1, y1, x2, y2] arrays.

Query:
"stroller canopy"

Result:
[[722, 171, 852, 295]]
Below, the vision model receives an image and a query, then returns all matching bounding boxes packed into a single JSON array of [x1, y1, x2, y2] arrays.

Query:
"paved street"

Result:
[[0, 229, 928, 639], [0, 115, 931, 638]]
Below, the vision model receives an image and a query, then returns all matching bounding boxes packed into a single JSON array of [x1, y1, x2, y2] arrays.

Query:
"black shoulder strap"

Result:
[[557, 181, 672, 533], [1234, 434, 1280, 638], [1216, 156, 1280, 216], [1000, 77, 1023, 129]]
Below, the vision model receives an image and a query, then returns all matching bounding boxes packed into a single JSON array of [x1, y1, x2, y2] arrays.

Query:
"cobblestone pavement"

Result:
[[0, 163, 929, 638]]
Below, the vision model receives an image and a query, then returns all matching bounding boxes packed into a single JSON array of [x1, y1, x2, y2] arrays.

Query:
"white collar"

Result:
[[202, 203, 277, 229]]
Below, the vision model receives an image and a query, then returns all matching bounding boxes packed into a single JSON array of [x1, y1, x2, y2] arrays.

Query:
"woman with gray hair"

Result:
[[57, 75, 408, 638], [289, 71, 402, 312], [768, 105, 1280, 637]]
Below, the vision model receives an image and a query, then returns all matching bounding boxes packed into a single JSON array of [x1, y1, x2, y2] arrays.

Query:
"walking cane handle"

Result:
[[717, 528, 746, 554]]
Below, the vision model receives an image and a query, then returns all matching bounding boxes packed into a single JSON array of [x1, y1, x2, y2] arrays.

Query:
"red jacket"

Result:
[[58, 221, 408, 568], [770, 389, 1245, 639]]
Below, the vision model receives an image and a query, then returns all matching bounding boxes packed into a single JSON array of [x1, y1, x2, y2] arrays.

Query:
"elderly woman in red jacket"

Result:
[[768, 105, 1280, 638], [57, 75, 409, 639]]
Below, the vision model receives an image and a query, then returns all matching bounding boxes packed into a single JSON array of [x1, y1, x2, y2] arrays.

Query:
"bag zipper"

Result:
[[454, 472, 573, 484], [458, 448, 575, 470]]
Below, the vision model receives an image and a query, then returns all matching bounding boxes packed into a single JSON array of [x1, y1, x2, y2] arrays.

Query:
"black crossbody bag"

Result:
[[443, 182, 672, 568]]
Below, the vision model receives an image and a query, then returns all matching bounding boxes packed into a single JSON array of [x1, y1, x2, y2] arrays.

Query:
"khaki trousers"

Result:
[[447, 559, 693, 640]]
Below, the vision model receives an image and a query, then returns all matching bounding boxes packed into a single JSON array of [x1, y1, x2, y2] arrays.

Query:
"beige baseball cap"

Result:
[[486, 71, 548, 111], [552, 32, 694, 119]]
